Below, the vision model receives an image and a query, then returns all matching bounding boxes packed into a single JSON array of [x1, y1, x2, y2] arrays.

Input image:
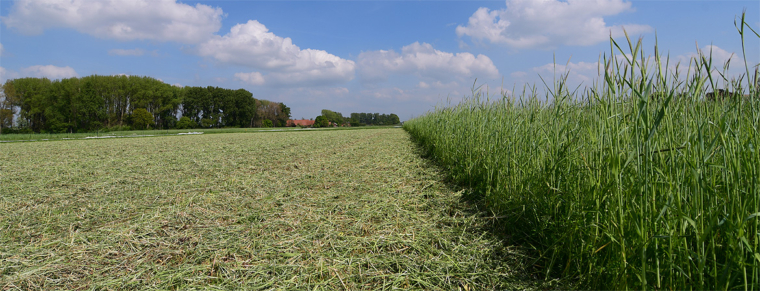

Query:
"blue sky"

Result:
[[1, 0, 758, 121]]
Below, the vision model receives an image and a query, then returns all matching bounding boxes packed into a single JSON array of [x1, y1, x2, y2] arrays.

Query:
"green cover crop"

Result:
[[404, 13, 760, 290]]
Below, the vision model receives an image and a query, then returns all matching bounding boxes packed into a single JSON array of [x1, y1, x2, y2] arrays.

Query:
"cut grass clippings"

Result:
[[0, 128, 535, 290], [0, 125, 400, 143]]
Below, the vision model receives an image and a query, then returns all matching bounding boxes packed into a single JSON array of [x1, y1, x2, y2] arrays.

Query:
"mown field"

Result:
[[0, 125, 397, 143], [0, 128, 536, 290]]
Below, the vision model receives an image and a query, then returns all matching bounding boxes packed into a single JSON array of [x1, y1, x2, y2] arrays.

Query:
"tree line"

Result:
[[0, 75, 290, 134], [308, 110, 400, 128], [349, 112, 400, 126]]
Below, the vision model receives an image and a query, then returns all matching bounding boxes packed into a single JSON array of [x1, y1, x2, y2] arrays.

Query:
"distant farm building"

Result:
[[287, 119, 315, 127]]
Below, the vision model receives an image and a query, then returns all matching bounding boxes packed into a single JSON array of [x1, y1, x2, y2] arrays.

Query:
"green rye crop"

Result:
[[404, 13, 759, 290]]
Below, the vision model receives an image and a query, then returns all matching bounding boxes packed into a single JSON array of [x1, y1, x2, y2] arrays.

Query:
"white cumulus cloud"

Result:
[[673, 45, 749, 83], [0, 65, 78, 83], [510, 71, 528, 78], [198, 20, 355, 86], [234, 72, 266, 86], [532, 61, 600, 74], [108, 48, 144, 56], [0, 67, 17, 83], [456, 0, 652, 49], [357, 42, 499, 83], [418, 81, 460, 89], [513, 44, 748, 91], [1, 0, 223, 44], [685, 45, 744, 67], [532, 61, 601, 82], [21, 65, 79, 79]]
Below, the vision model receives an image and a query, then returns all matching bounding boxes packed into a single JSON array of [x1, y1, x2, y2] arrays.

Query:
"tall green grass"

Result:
[[404, 13, 760, 290]]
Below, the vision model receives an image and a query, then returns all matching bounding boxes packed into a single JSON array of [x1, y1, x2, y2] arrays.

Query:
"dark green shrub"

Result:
[[176, 116, 195, 129]]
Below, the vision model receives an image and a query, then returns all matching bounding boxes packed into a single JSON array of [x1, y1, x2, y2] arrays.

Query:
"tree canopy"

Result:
[[307, 110, 401, 127], [350, 112, 400, 125], [321, 109, 345, 125], [131, 108, 154, 130], [313, 115, 329, 128], [1, 75, 291, 133]]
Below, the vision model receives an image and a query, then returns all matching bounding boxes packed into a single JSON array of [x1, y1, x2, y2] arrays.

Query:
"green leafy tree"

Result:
[[262, 119, 273, 127], [201, 118, 215, 128], [176, 116, 195, 129], [184, 86, 260, 128], [155, 85, 182, 129], [1, 75, 287, 132], [313, 115, 329, 128], [181, 86, 211, 125], [1, 80, 18, 134], [163, 115, 178, 129], [45, 79, 72, 133], [278, 103, 291, 127], [255, 99, 284, 127], [350, 112, 399, 125], [132, 108, 154, 130], [222, 89, 256, 127], [388, 113, 400, 125], [321, 109, 344, 125], [0, 108, 12, 133], [203, 86, 225, 127], [77, 78, 106, 131], [10, 77, 53, 132]]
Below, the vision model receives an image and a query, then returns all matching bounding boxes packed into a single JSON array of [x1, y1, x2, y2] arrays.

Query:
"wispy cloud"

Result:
[[456, 0, 651, 49], [357, 42, 499, 83], [108, 48, 145, 56], [20, 65, 79, 80]]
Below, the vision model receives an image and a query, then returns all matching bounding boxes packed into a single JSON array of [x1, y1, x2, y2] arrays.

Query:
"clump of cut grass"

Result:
[[404, 12, 759, 290]]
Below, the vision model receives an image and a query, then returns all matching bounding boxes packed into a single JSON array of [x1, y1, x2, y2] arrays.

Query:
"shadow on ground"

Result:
[[407, 134, 571, 290]]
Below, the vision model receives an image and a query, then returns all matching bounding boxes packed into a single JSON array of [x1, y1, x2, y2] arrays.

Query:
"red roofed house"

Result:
[[287, 119, 315, 127]]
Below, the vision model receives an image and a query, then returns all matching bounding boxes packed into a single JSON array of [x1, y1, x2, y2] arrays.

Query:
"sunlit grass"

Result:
[[0, 128, 535, 290], [404, 13, 759, 290], [0, 125, 398, 143]]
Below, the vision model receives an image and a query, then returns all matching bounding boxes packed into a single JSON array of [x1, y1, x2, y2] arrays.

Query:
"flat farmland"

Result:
[[0, 128, 532, 290]]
